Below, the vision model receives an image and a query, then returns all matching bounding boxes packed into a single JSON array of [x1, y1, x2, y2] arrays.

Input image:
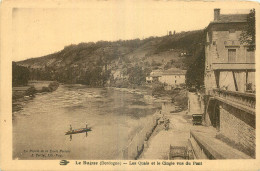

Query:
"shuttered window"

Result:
[[228, 49, 236, 62], [246, 49, 255, 63]]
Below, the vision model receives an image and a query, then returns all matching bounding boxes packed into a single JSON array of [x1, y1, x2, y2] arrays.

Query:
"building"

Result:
[[146, 68, 186, 86], [203, 9, 255, 157], [159, 68, 186, 86], [204, 8, 255, 94], [145, 70, 162, 83]]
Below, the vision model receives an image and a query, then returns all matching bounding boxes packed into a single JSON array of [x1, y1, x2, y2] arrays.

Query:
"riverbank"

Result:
[[12, 81, 59, 112], [121, 111, 160, 159], [120, 88, 188, 159], [139, 110, 192, 159]]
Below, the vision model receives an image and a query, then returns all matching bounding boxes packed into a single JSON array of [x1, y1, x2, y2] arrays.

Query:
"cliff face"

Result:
[[17, 30, 205, 87]]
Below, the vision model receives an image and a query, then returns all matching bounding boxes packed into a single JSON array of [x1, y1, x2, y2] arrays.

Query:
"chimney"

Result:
[[214, 8, 220, 21]]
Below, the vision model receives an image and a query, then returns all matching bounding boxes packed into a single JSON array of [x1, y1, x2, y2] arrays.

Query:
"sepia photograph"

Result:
[[1, 0, 259, 170]]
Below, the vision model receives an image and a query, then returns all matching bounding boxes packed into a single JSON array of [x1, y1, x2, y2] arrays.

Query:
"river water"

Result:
[[13, 84, 164, 160]]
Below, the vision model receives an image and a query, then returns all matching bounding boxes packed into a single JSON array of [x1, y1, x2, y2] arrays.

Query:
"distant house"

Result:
[[112, 69, 128, 80], [146, 68, 186, 86], [146, 76, 153, 83], [112, 70, 123, 79], [180, 52, 187, 57], [159, 68, 186, 86], [146, 70, 163, 83]]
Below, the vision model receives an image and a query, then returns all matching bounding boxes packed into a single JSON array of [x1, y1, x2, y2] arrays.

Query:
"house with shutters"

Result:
[[146, 68, 186, 87], [204, 8, 255, 94], [201, 9, 256, 158], [158, 68, 186, 86]]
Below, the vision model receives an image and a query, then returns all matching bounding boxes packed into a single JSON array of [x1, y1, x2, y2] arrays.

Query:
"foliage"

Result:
[[172, 90, 188, 110], [185, 30, 206, 89], [48, 81, 59, 91], [12, 62, 30, 86], [17, 29, 206, 88], [151, 83, 165, 96], [41, 86, 51, 92], [239, 9, 255, 50], [128, 65, 146, 85], [25, 86, 37, 96], [155, 30, 204, 54], [151, 60, 162, 66]]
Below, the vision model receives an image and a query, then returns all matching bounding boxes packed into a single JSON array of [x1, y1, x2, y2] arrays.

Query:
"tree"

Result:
[[239, 9, 255, 50], [185, 30, 206, 89], [128, 65, 146, 85], [12, 62, 30, 86]]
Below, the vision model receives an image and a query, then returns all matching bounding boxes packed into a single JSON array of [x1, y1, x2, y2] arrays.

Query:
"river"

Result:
[[13, 84, 165, 160]]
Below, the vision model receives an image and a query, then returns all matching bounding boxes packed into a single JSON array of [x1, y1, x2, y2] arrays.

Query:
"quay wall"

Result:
[[219, 103, 255, 157], [121, 114, 159, 159]]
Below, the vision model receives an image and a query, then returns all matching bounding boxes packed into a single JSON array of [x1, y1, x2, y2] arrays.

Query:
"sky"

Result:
[[12, 1, 251, 61]]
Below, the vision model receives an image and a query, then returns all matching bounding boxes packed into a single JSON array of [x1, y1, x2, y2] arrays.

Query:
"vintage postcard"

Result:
[[0, 0, 260, 170]]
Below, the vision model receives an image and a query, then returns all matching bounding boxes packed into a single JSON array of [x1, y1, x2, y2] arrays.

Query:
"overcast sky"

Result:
[[12, 1, 251, 61]]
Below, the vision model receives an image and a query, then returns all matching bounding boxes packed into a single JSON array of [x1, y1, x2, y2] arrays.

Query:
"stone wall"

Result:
[[219, 103, 255, 156], [121, 114, 159, 159]]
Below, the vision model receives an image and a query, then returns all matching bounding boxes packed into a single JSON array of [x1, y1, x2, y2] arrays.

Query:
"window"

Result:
[[212, 31, 218, 40], [229, 29, 236, 40], [206, 32, 210, 43], [228, 49, 236, 62], [213, 41, 216, 45], [246, 49, 255, 63]]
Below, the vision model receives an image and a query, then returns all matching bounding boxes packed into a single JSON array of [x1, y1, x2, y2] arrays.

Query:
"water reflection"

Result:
[[13, 85, 161, 159]]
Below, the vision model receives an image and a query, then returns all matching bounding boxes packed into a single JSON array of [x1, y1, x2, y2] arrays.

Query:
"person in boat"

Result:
[[70, 124, 72, 132], [86, 122, 88, 129]]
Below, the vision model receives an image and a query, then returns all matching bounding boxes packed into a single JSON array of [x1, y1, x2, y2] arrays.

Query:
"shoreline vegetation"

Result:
[[13, 81, 59, 100], [12, 81, 59, 112]]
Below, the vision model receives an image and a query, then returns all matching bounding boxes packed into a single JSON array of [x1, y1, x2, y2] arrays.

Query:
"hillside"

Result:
[[17, 30, 205, 87]]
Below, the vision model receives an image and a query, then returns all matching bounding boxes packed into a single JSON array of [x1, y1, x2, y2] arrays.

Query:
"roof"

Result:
[[162, 68, 187, 75], [150, 70, 163, 77], [207, 13, 248, 31], [150, 68, 187, 77], [214, 14, 248, 23]]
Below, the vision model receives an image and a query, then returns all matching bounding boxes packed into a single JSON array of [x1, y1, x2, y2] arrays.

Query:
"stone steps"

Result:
[[189, 128, 252, 159]]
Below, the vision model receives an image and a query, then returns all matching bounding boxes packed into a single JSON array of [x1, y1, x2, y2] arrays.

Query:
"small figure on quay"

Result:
[[164, 122, 169, 131], [164, 119, 170, 131]]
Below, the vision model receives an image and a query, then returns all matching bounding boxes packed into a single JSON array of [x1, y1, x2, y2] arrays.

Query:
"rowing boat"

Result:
[[65, 127, 92, 135]]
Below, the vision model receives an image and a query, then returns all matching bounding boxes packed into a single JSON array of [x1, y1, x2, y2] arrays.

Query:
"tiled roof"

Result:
[[150, 68, 186, 77], [150, 70, 163, 77], [214, 14, 248, 23], [162, 68, 187, 75]]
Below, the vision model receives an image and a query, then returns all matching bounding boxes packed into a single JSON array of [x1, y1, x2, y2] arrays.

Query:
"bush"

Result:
[[41, 86, 51, 92], [48, 81, 59, 91], [25, 86, 36, 96], [12, 62, 30, 86], [152, 83, 165, 96], [174, 93, 188, 110]]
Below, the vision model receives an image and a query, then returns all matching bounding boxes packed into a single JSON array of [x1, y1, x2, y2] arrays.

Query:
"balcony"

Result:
[[224, 40, 241, 47], [212, 89, 255, 115], [211, 63, 255, 70]]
